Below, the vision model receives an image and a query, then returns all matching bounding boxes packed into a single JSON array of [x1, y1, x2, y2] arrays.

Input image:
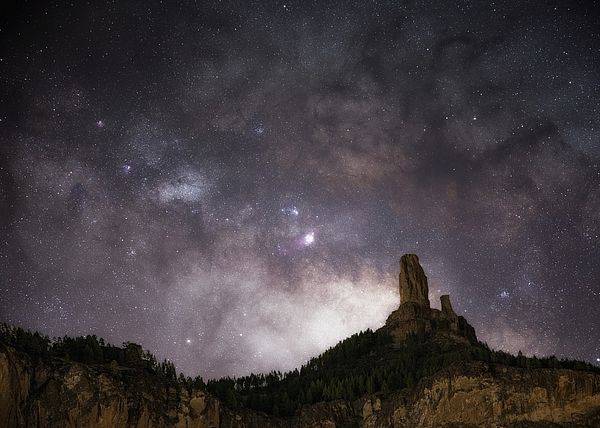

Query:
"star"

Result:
[[303, 232, 315, 246], [96, 120, 105, 128], [254, 124, 265, 135]]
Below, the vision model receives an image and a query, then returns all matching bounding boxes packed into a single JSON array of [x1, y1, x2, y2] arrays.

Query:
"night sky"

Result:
[[1, 0, 599, 378]]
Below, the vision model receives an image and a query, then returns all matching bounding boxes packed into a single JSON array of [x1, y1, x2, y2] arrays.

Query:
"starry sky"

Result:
[[1, 0, 599, 378]]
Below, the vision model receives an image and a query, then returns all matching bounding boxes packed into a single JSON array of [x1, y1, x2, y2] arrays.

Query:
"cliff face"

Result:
[[380, 361, 600, 427], [0, 343, 220, 428], [285, 361, 600, 428]]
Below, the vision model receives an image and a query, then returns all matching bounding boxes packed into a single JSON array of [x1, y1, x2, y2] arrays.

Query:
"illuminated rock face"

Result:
[[386, 254, 477, 344], [0, 343, 221, 428], [398, 254, 430, 308]]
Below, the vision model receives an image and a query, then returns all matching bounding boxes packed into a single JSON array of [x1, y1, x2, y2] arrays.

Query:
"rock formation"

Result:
[[0, 343, 220, 428], [293, 362, 600, 427], [398, 254, 430, 307], [385, 254, 477, 344], [440, 294, 455, 316]]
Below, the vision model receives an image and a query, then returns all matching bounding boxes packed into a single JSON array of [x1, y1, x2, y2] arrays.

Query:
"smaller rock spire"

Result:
[[440, 295, 456, 317]]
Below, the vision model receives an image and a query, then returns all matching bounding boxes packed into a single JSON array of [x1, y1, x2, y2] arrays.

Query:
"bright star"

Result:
[[186, 338, 191, 344], [303, 232, 315, 246]]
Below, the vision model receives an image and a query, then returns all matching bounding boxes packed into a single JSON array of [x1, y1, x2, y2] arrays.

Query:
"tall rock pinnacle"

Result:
[[399, 254, 430, 308], [387, 253, 477, 344]]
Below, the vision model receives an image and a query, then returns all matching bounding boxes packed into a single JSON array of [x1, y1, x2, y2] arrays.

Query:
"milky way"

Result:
[[1, 1, 599, 377]]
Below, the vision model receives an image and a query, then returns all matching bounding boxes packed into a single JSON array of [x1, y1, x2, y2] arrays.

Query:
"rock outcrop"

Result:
[[385, 254, 477, 344], [0, 343, 220, 428], [440, 294, 455, 316], [398, 254, 430, 307]]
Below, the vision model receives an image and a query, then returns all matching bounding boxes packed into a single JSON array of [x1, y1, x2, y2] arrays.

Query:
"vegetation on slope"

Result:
[[2, 323, 599, 418], [0, 323, 206, 391], [206, 328, 600, 416]]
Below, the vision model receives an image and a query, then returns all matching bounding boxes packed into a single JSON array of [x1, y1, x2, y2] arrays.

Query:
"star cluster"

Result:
[[1, 0, 599, 377]]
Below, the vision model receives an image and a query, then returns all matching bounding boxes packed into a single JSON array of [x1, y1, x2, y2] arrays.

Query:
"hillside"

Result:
[[2, 254, 600, 427]]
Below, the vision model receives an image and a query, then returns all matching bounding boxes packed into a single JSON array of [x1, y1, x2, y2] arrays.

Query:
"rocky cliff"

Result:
[[2, 254, 600, 427], [0, 342, 220, 428], [280, 361, 600, 427]]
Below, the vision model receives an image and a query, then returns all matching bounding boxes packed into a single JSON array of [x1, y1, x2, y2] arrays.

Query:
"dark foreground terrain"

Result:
[[2, 255, 600, 427]]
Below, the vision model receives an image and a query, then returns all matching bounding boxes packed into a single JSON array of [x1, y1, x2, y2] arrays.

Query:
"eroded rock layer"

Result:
[[0, 343, 220, 428]]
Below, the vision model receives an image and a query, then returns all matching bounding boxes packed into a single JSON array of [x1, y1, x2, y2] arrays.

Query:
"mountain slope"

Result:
[[2, 254, 600, 427]]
